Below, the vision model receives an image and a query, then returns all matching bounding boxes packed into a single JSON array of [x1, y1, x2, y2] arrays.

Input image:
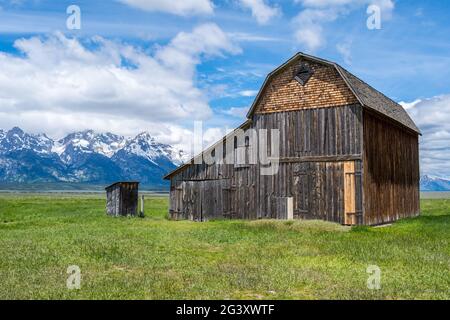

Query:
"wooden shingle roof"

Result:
[[336, 65, 420, 134]]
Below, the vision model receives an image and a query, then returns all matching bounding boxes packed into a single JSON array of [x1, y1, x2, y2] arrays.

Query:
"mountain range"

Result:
[[0, 127, 449, 191], [420, 175, 450, 192], [0, 127, 188, 188]]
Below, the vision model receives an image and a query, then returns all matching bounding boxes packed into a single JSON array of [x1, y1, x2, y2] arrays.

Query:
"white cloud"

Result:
[[238, 0, 280, 25], [222, 107, 248, 118], [401, 95, 450, 178], [371, 0, 395, 18], [293, 8, 338, 51], [118, 0, 214, 16], [0, 24, 240, 152], [400, 99, 421, 110], [293, 0, 395, 52], [156, 23, 241, 76], [238, 90, 258, 97], [336, 39, 353, 64], [228, 32, 285, 42], [297, 0, 394, 12]]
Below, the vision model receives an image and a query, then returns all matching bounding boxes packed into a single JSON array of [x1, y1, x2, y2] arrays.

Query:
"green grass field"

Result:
[[0, 194, 449, 300]]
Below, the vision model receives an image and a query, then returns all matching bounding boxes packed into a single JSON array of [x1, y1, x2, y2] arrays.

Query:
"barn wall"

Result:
[[254, 58, 358, 114], [363, 111, 420, 225], [169, 160, 363, 224], [169, 104, 364, 223], [256, 161, 362, 224], [253, 104, 363, 158], [169, 165, 256, 221]]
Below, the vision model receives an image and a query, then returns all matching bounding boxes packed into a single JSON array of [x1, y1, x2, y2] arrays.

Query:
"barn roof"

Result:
[[246, 52, 420, 134], [336, 65, 420, 134]]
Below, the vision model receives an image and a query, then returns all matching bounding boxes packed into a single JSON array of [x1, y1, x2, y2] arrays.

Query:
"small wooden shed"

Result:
[[105, 182, 139, 216]]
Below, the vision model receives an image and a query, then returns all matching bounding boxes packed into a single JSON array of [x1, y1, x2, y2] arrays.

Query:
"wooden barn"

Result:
[[164, 53, 421, 226]]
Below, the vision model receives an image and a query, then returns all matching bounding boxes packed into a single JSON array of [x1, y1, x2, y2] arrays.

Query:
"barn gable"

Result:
[[247, 52, 420, 135], [252, 56, 358, 114]]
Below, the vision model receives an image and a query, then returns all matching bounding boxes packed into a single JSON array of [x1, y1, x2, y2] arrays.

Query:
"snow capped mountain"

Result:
[[54, 130, 127, 164], [0, 127, 53, 155], [0, 127, 185, 187], [420, 175, 450, 191], [122, 132, 187, 166]]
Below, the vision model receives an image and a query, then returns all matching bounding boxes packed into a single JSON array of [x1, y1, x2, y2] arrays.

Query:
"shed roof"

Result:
[[105, 181, 139, 190]]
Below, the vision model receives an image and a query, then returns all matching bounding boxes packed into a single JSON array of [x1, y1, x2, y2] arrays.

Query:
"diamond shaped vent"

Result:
[[294, 63, 314, 86]]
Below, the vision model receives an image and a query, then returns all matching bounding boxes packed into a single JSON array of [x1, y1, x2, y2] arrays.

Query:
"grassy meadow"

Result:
[[0, 194, 449, 300]]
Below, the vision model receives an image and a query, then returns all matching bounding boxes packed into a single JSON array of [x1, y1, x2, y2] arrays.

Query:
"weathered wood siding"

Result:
[[106, 182, 139, 217], [256, 161, 362, 224], [169, 104, 364, 224], [363, 111, 420, 225], [253, 105, 362, 158], [106, 187, 120, 215], [254, 58, 358, 114]]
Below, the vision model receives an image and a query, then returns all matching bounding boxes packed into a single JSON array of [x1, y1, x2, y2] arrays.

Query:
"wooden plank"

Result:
[[344, 161, 356, 225]]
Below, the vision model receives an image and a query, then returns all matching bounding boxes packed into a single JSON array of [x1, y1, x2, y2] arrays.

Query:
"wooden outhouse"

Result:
[[105, 182, 139, 216], [164, 52, 421, 226]]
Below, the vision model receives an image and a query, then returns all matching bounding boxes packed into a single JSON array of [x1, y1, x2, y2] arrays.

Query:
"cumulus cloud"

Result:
[[293, 8, 339, 51], [293, 0, 395, 52], [238, 0, 281, 25], [118, 0, 214, 16], [0, 24, 240, 152], [401, 95, 450, 178], [156, 23, 241, 76]]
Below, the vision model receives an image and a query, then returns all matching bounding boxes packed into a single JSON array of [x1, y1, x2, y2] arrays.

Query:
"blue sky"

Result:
[[0, 0, 449, 177]]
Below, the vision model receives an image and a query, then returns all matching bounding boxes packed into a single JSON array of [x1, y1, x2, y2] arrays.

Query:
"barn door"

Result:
[[222, 180, 236, 219], [293, 163, 310, 218], [344, 161, 362, 225], [182, 181, 202, 221], [201, 180, 224, 221]]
